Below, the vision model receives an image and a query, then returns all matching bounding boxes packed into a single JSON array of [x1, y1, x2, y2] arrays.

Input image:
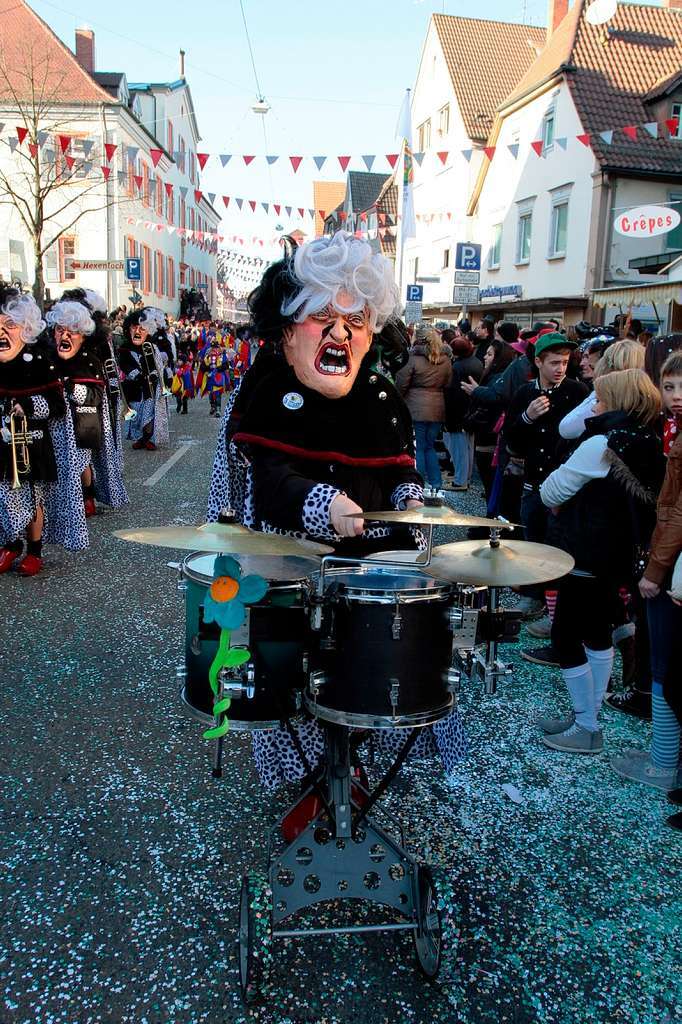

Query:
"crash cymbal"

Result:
[[344, 507, 518, 530], [114, 523, 334, 557], [423, 539, 574, 587]]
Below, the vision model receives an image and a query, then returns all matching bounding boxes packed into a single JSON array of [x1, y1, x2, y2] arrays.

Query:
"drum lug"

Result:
[[391, 605, 402, 640], [301, 651, 309, 675], [176, 664, 187, 682], [446, 668, 461, 694], [191, 634, 202, 655], [309, 670, 325, 700], [246, 662, 256, 699], [177, 580, 188, 593], [389, 678, 400, 719]]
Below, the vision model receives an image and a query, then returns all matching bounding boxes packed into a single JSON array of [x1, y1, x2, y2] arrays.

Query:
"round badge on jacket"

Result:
[[283, 392, 304, 411]]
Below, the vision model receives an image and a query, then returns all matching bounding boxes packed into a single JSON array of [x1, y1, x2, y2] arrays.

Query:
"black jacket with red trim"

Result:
[[232, 356, 422, 537], [0, 344, 65, 482]]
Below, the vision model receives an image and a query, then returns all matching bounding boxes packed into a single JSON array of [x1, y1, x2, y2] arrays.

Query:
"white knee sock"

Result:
[[562, 663, 597, 731], [585, 646, 614, 724]]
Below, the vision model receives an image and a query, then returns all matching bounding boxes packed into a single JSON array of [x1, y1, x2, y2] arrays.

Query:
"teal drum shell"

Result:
[[181, 552, 318, 731], [306, 565, 455, 729]]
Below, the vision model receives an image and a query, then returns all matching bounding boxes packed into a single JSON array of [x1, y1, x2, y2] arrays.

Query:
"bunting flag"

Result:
[[644, 122, 659, 138], [134, 174, 143, 190], [235, 198, 243, 210], [248, 200, 256, 211], [577, 134, 591, 147], [16, 126, 28, 145], [262, 202, 269, 213], [197, 153, 209, 170], [555, 137, 568, 150], [104, 142, 117, 162], [530, 140, 544, 157], [179, 186, 188, 199], [413, 151, 426, 166], [666, 117, 680, 136], [58, 135, 71, 152], [127, 145, 139, 162], [313, 156, 327, 171], [599, 130, 614, 145], [243, 155, 255, 165], [622, 125, 638, 141], [386, 153, 400, 168], [285, 205, 292, 217], [82, 161, 93, 175], [208, 192, 216, 205], [274, 204, 281, 215], [149, 147, 163, 167], [338, 156, 351, 172], [436, 151, 448, 165], [507, 144, 519, 159], [37, 131, 48, 146], [8, 138, 18, 153], [165, 181, 173, 197], [117, 171, 127, 186], [194, 189, 203, 203], [362, 155, 375, 170], [64, 154, 76, 170], [266, 155, 279, 165], [222, 196, 230, 207], [220, 154, 232, 167], [460, 149, 472, 163], [483, 147, 496, 160], [28, 142, 38, 158], [101, 165, 111, 180], [289, 155, 303, 173], [82, 139, 95, 159]]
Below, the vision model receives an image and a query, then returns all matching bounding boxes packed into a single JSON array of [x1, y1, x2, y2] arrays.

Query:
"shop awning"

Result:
[[592, 281, 682, 308]]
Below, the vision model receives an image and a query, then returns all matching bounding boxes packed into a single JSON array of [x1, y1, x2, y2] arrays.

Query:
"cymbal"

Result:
[[344, 507, 518, 530], [424, 539, 574, 587], [114, 523, 334, 557]]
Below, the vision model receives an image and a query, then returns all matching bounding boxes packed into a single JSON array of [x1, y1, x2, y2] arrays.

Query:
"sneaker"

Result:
[[15, 554, 43, 577], [610, 750, 676, 792], [537, 713, 575, 734], [520, 645, 560, 668], [668, 787, 682, 807], [527, 616, 551, 640], [666, 811, 682, 832], [511, 596, 545, 621], [604, 689, 652, 722], [542, 724, 603, 754], [448, 483, 468, 492]]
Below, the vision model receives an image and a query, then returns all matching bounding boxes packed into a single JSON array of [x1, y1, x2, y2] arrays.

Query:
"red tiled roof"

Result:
[[432, 14, 546, 142], [0, 0, 112, 105]]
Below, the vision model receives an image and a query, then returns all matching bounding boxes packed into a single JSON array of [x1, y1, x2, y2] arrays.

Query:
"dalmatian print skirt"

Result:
[[126, 391, 170, 448], [43, 416, 89, 551], [0, 480, 44, 546], [92, 394, 129, 509]]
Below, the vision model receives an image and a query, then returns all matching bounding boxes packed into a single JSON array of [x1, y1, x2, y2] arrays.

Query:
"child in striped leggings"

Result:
[[611, 352, 682, 831]]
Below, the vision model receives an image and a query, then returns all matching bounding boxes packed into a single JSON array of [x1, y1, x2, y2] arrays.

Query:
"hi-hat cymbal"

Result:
[[114, 523, 333, 557], [344, 507, 517, 530], [424, 539, 574, 587]]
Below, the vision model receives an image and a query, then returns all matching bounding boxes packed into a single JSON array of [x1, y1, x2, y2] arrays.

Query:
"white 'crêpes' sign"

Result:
[[615, 205, 680, 238]]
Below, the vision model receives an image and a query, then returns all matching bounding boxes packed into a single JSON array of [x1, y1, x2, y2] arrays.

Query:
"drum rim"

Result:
[[303, 693, 454, 730], [310, 565, 452, 601], [179, 684, 294, 732], [181, 550, 317, 589]]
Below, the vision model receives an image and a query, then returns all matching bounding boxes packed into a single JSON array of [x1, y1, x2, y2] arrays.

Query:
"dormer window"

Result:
[[672, 102, 681, 139], [542, 108, 555, 153]]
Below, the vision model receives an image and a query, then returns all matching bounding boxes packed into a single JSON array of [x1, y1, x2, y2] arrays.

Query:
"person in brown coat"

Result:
[[396, 325, 452, 495]]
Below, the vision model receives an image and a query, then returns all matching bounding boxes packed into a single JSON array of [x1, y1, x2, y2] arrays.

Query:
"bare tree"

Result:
[[0, 43, 132, 307]]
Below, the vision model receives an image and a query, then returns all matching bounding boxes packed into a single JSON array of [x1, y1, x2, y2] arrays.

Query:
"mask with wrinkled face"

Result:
[[54, 324, 85, 360], [0, 315, 25, 363], [131, 323, 150, 347], [282, 296, 373, 399]]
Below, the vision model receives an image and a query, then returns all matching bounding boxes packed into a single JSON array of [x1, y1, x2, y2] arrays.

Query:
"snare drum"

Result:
[[306, 566, 455, 729], [180, 552, 317, 731]]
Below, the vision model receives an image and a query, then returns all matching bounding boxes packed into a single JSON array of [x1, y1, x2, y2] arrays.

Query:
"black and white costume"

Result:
[[119, 308, 170, 449]]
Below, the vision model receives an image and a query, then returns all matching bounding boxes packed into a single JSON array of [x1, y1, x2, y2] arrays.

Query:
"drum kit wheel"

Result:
[[116, 506, 574, 1003]]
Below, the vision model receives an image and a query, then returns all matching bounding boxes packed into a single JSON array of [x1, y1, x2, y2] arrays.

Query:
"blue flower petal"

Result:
[[222, 599, 247, 630], [238, 574, 268, 604], [213, 554, 242, 580]]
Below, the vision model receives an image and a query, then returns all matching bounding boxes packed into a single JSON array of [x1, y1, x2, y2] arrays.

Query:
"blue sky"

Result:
[[30, 0, 663, 243]]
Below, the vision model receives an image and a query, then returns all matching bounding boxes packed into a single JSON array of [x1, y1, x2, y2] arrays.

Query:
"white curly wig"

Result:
[[46, 300, 96, 336], [83, 289, 108, 315], [139, 307, 167, 333], [1, 293, 46, 344], [281, 231, 399, 333]]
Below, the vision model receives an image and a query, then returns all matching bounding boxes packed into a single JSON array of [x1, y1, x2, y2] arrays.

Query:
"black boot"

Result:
[[605, 688, 652, 721], [668, 787, 682, 807], [665, 811, 682, 832]]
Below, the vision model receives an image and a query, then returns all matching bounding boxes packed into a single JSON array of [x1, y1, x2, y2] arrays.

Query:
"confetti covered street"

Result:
[[1, 402, 680, 1024]]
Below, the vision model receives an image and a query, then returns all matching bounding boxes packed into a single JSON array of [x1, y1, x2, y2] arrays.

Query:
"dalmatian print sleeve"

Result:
[[391, 482, 424, 510], [31, 396, 50, 419], [302, 482, 342, 541], [71, 383, 88, 404]]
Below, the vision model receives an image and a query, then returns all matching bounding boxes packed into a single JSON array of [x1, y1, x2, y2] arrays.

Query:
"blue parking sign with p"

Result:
[[406, 284, 423, 302], [126, 257, 141, 281], [455, 243, 481, 271]]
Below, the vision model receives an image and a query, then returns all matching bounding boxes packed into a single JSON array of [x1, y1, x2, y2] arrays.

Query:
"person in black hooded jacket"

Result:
[[537, 369, 665, 756]]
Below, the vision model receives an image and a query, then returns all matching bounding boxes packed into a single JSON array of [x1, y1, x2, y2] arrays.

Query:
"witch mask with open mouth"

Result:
[[0, 292, 46, 363], [47, 300, 95, 361], [283, 299, 372, 398]]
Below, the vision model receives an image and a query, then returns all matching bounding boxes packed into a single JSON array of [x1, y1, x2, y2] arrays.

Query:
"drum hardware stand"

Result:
[[471, 585, 513, 695], [239, 721, 442, 1002]]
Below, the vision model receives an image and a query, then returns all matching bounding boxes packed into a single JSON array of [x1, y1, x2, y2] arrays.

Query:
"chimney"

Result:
[[547, 0, 569, 35], [75, 26, 95, 74], [179, 49, 186, 79]]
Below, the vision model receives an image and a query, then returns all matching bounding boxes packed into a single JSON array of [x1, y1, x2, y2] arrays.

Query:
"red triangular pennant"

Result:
[[622, 125, 637, 141], [243, 155, 255, 165], [530, 140, 544, 156], [249, 200, 256, 212], [101, 165, 111, 179], [437, 151, 448, 165], [378, 212, 386, 225], [222, 196, 230, 207], [483, 147, 496, 161], [194, 189, 203, 203], [58, 135, 71, 153], [16, 126, 28, 145], [297, 207, 304, 218], [665, 117, 679, 136], [28, 142, 38, 158], [386, 153, 399, 168], [133, 174, 143, 189], [339, 211, 347, 222], [149, 147, 163, 167], [104, 142, 117, 162], [165, 182, 173, 196], [338, 155, 351, 172], [274, 204, 281, 215], [197, 152, 209, 170], [289, 155, 303, 173], [318, 210, 325, 219], [577, 133, 591, 148], [64, 154, 76, 170]]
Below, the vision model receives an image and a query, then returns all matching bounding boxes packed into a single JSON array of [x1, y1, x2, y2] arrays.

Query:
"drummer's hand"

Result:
[[330, 494, 364, 537], [460, 376, 478, 396]]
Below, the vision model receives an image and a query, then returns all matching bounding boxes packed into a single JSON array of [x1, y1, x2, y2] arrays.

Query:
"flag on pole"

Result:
[[396, 89, 416, 242]]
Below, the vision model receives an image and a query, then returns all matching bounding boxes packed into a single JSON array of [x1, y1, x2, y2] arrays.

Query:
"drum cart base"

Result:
[[238, 722, 443, 1003]]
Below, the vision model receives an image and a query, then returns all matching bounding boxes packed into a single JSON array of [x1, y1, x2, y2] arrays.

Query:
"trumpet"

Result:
[[9, 412, 32, 490], [141, 341, 172, 400], [103, 352, 136, 422]]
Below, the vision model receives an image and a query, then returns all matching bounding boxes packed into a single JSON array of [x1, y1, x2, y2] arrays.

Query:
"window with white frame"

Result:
[[439, 104, 450, 136], [542, 108, 555, 153], [442, 247, 450, 269], [417, 119, 431, 151], [489, 224, 502, 269], [549, 201, 569, 258], [672, 102, 682, 139], [516, 209, 533, 264]]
